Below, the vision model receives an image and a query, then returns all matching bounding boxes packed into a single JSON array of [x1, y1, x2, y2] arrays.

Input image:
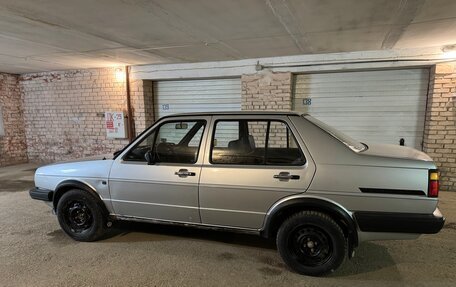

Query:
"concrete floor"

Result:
[[1, 164, 455, 287]]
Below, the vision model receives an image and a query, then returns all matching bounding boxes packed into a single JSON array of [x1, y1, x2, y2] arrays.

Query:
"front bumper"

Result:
[[354, 208, 445, 234], [29, 187, 54, 202]]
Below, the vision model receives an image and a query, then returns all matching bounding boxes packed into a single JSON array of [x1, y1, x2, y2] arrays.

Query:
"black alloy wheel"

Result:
[[63, 200, 94, 233], [288, 225, 333, 267]]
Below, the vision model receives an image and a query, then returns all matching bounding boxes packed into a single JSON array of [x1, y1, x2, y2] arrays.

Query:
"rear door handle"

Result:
[[175, 169, 196, 177], [273, 172, 300, 181]]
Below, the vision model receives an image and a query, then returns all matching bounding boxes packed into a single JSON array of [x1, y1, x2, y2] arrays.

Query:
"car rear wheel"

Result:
[[276, 211, 346, 276], [56, 189, 107, 242]]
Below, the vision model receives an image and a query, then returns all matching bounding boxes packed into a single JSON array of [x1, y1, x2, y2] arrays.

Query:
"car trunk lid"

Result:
[[361, 143, 433, 162]]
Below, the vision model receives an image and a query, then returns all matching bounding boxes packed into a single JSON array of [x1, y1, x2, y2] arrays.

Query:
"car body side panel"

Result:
[[109, 163, 202, 222], [108, 115, 211, 223], [308, 164, 436, 214], [305, 190, 438, 214], [290, 116, 438, 214], [199, 169, 305, 228], [198, 115, 316, 229]]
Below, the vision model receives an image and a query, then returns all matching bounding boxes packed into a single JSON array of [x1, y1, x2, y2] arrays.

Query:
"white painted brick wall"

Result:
[[20, 67, 153, 163]]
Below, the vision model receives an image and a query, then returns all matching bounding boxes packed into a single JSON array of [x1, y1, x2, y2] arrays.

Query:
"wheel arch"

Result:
[[261, 196, 358, 252], [53, 180, 109, 216]]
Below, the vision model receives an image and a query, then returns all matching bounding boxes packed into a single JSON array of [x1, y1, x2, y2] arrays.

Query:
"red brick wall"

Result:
[[423, 62, 456, 191], [20, 67, 152, 163], [0, 73, 28, 167]]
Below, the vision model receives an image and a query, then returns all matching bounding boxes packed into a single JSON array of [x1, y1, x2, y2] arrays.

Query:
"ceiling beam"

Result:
[[381, 0, 425, 49], [265, 0, 313, 53]]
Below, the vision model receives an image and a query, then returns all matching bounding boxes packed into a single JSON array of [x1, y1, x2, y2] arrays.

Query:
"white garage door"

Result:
[[154, 78, 241, 119], [293, 69, 430, 150]]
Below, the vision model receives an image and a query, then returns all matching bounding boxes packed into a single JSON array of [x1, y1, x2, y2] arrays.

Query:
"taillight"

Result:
[[428, 170, 439, 198]]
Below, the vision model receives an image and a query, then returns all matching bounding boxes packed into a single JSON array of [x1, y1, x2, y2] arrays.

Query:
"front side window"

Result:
[[124, 120, 205, 164], [210, 120, 305, 166]]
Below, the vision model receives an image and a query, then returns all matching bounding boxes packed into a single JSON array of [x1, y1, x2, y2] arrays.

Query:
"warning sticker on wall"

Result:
[[105, 111, 126, 139]]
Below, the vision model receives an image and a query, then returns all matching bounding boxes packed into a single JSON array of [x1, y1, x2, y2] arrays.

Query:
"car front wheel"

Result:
[[276, 211, 346, 276], [56, 189, 107, 242]]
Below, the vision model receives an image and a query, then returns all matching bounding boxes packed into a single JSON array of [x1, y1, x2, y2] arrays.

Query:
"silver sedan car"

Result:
[[30, 112, 445, 276]]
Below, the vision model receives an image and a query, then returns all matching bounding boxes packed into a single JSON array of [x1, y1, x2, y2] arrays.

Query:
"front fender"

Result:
[[52, 179, 112, 215]]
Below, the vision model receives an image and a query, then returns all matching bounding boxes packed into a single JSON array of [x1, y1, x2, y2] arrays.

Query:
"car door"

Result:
[[109, 116, 210, 223], [199, 115, 316, 229]]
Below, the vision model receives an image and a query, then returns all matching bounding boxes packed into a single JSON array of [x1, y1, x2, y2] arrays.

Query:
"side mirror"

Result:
[[113, 150, 122, 157], [144, 150, 156, 165]]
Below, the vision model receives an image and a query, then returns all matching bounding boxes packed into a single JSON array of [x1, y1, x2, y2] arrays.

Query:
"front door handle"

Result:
[[175, 169, 196, 177], [273, 172, 300, 181]]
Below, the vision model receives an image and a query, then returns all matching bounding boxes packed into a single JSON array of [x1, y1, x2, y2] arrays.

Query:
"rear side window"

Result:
[[210, 120, 305, 166]]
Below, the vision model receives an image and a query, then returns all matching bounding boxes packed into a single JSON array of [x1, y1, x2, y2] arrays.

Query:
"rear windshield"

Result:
[[304, 115, 367, 152]]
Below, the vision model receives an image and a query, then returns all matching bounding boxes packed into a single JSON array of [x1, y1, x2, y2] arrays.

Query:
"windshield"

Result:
[[304, 115, 367, 152]]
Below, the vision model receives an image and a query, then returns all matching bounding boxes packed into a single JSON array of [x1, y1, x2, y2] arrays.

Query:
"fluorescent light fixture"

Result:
[[442, 44, 456, 59], [115, 67, 125, 82]]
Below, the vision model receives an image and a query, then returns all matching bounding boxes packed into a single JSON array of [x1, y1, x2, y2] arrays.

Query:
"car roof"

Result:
[[162, 111, 305, 117]]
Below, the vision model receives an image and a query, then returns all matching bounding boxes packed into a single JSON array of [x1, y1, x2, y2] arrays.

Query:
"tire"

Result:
[[56, 189, 107, 242], [276, 211, 346, 276]]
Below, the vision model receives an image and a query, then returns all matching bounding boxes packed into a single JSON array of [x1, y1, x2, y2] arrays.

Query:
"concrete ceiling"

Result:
[[1, 0, 456, 74]]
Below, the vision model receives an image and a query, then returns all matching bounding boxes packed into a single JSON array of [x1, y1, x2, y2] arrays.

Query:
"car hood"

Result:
[[35, 154, 114, 179], [55, 153, 113, 163]]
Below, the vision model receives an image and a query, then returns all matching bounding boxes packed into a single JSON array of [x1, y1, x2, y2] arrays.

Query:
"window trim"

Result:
[[122, 119, 207, 164], [209, 119, 306, 166]]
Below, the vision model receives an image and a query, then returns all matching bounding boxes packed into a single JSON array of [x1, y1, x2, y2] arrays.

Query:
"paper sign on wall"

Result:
[[105, 111, 126, 138]]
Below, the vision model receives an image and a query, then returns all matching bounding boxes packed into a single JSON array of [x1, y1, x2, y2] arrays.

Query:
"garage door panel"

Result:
[[156, 93, 241, 100], [294, 95, 427, 102], [294, 91, 427, 98], [294, 86, 427, 94], [295, 80, 427, 89], [156, 98, 241, 104], [155, 78, 241, 119], [298, 102, 426, 109], [293, 69, 429, 150], [158, 87, 241, 93], [314, 121, 425, 129], [296, 105, 426, 113], [294, 70, 428, 83], [154, 104, 242, 112]]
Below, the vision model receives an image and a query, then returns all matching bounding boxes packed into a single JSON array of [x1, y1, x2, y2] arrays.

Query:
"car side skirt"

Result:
[[114, 214, 261, 235]]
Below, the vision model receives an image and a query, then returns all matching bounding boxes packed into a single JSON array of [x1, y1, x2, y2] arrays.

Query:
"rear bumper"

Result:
[[354, 208, 445, 234], [29, 187, 54, 202]]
